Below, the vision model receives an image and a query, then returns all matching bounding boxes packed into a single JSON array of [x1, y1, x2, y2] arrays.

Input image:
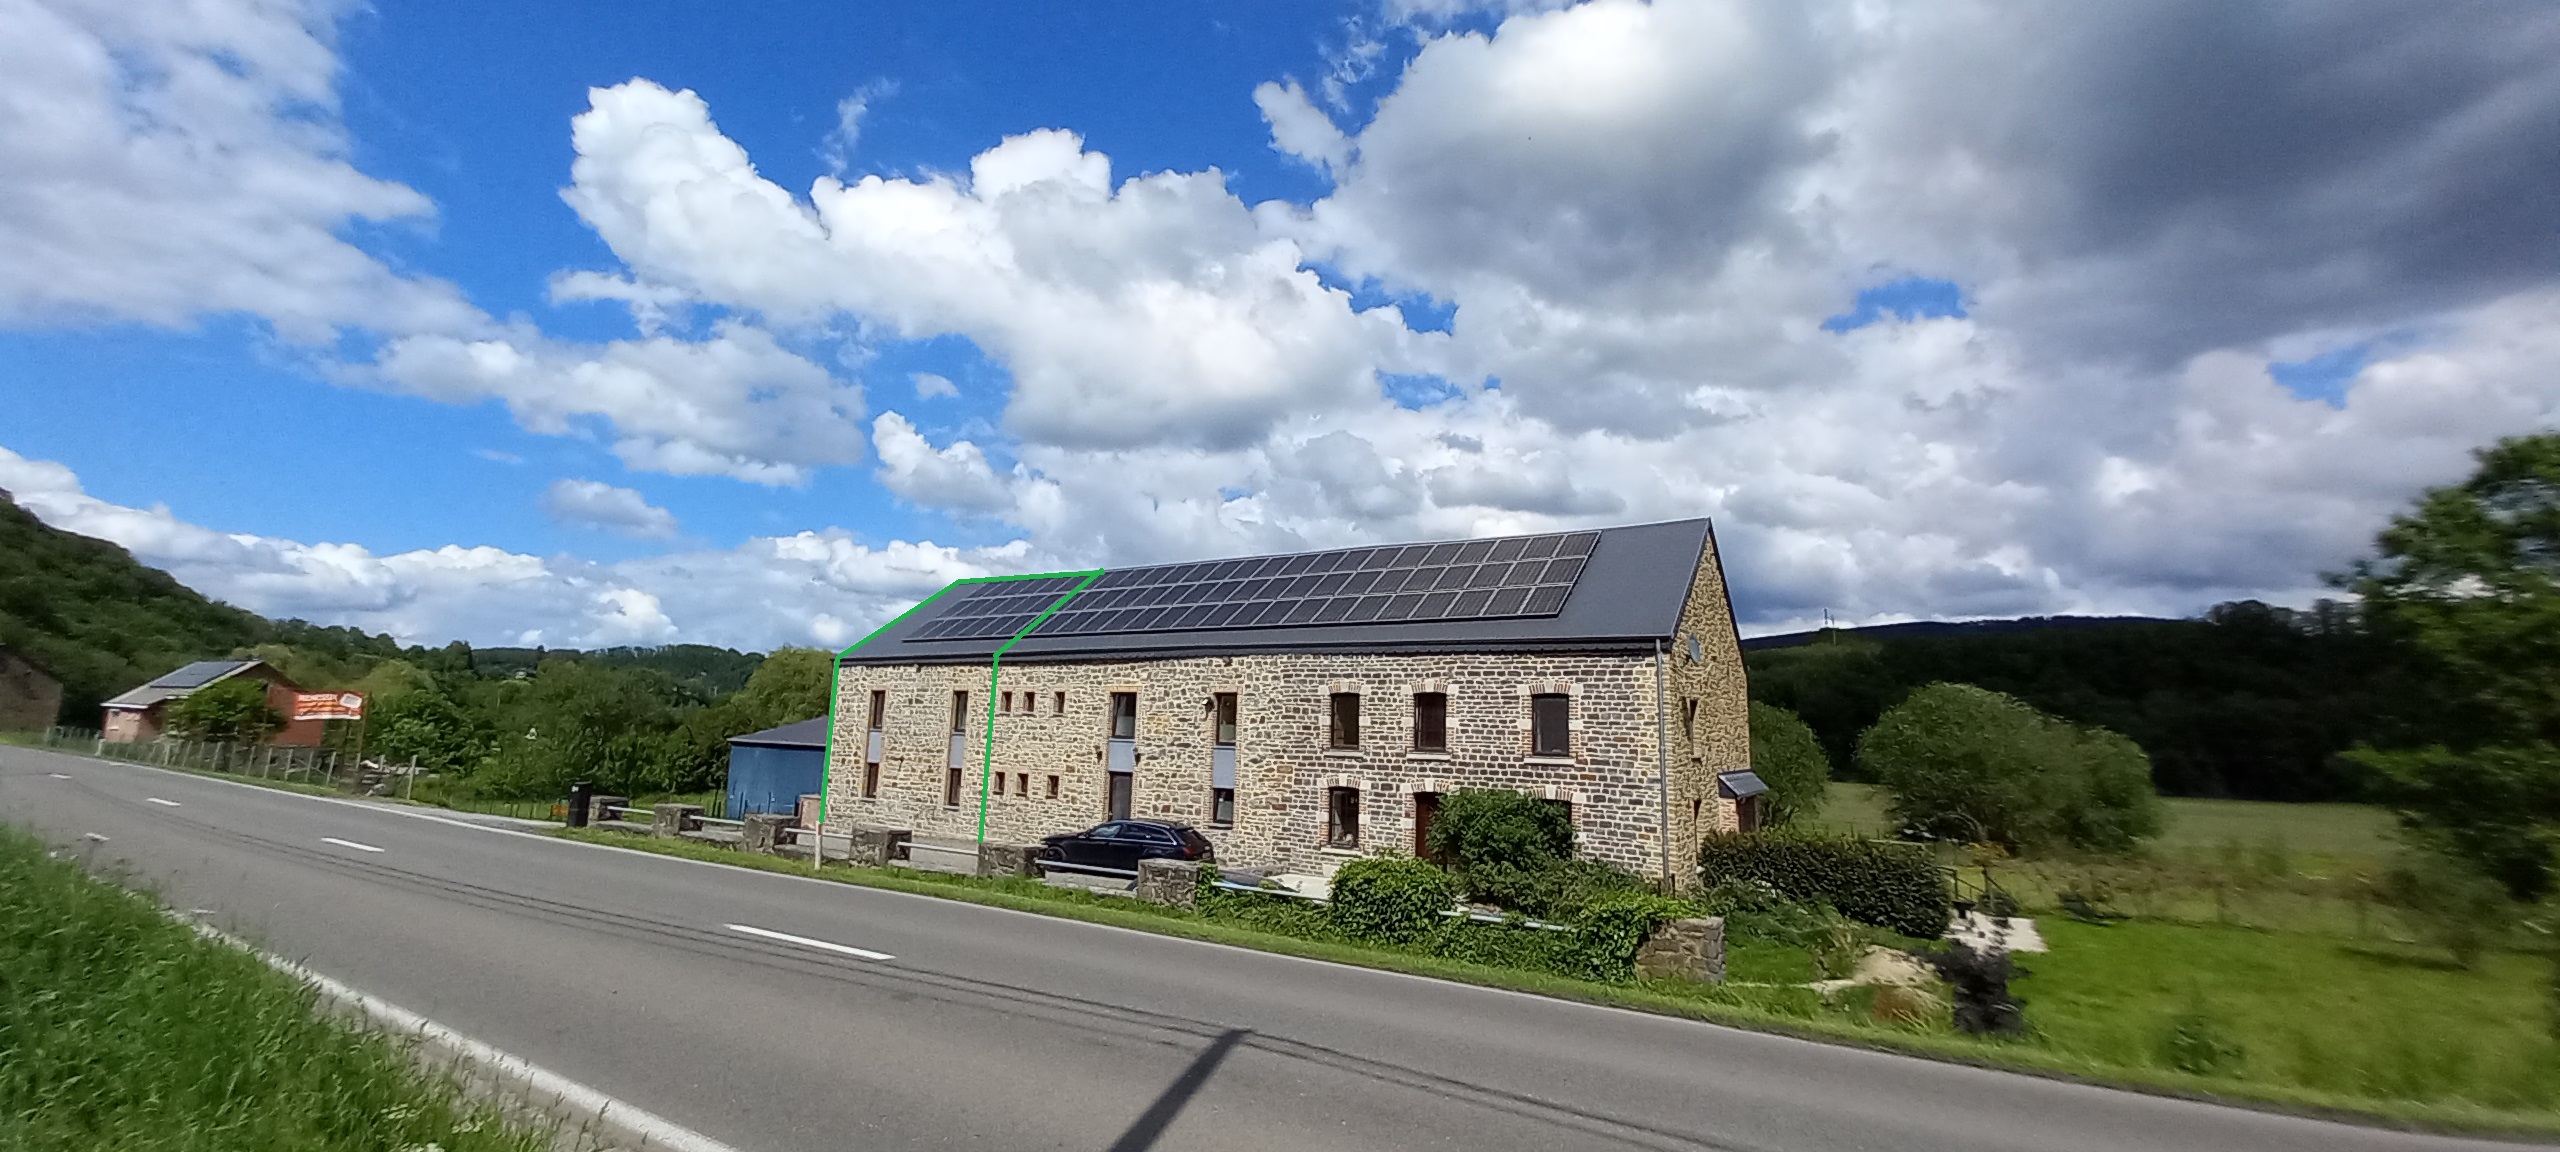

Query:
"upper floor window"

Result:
[[1412, 692, 1447, 752], [951, 690, 970, 734], [1109, 691, 1138, 740], [1530, 693, 1571, 758], [1328, 692, 1361, 749], [1001, 691, 1014, 713], [1055, 690, 1067, 715], [1681, 697, 1697, 739], [866, 690, 886, 732], [1213, 692, 1239, 746]]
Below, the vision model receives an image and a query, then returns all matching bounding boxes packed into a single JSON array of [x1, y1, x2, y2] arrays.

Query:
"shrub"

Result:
[[1855, 682, 2163, 853], [1561, 893, 1697, 983], [2382, 847, 2514, 968], [1328, 857, 1459, 944], [1698, 830, 1950, 939], [1694, 876, 1844, 945], [1428, 788, 1574, 872], [1460, 857, 1647, 921], [1747, 702, 1831, 826], [164, 677, 283, 743], [1924, 942, 2024, 1035]]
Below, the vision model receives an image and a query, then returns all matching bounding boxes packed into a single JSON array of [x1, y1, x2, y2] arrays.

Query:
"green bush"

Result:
[[164, 677, 283, 743], [1698, 831, 1949, 939], [1564, 892, 1697, 982], [1855, 682, 2163, 853], [1428, 788, 1574, 872], [1328, 857, 1459, 944], [1460, 856, 1648, 921], [1748, 702, 1831, 825]]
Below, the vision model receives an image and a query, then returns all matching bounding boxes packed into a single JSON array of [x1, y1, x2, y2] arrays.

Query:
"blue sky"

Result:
[[3, 0, 2556, 649]]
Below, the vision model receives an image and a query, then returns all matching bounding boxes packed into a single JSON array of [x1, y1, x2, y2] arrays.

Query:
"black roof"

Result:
[[841, 518, 1714, 666], [728, 716, 829, 748]]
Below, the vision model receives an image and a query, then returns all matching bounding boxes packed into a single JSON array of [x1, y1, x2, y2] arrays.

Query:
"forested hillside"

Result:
[[1745, 601, 2444, 801], [0, 494, 825, 801]]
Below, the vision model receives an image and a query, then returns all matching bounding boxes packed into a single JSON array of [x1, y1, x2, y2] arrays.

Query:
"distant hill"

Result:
[[1743, 615, 2180, 651], [0, 490, 275, 725], [0, 491, 770, 725]]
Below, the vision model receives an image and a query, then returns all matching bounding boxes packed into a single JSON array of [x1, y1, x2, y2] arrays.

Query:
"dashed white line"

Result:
[[723, 923, 894, 961], [146, 797, 182, 807], [47, 773, 70, 779], [322, 837, 384, 853]]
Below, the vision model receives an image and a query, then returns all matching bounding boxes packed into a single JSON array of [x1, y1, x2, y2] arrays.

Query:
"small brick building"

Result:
[[101, 659, 328, 745], [823, 519, 1754, 884]]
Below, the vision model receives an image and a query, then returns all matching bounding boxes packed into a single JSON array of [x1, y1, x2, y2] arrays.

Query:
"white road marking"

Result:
[[322, 837, 384, 853], [146, 797, 182, 807], [48, 773, 70, 779], [723, 922, 894, 961], [81, 832, 108, 842]]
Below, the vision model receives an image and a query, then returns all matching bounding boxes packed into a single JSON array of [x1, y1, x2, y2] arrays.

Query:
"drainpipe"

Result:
[[1654, 638, 1672, 890]]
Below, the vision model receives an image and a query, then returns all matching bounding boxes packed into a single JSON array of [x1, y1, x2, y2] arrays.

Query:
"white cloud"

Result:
[[911, 372, 959, 399], [819, 81, 895, 175], [0, 444, 1022, 650], [0, 0, 478, 341], [369, 321, 865, 486], [540, 479, 680, 539], [1253, 80, 1350, 174]]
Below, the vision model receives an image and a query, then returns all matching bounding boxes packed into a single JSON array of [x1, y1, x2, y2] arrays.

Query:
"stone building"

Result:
[[822, 518, 1756, 884]]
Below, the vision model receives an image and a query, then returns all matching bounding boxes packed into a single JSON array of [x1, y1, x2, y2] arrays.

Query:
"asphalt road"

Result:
[[0, 745, 2530, 1152]]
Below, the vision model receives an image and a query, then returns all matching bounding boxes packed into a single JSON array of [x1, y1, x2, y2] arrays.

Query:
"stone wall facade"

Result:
[[822, 535, 1751, 883]]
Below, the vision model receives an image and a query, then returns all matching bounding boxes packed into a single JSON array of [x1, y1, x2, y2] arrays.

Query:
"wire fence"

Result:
[[36, 727, 415, 798]]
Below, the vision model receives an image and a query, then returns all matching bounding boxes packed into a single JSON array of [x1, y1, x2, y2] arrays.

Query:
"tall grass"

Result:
[[0, 828, 545, 1151]]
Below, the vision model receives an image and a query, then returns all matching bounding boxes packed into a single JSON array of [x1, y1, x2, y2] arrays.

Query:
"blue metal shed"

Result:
[[724, 716, 827, 819]]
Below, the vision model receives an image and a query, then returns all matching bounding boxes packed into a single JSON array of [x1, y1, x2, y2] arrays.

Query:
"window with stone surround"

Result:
[[1328, 692, 1361, 749], [1016, 772, 1029, 797], [1110, 691, 1138, 739], [1530, 693, 1571, 758], [1213, 692, 1238, 746], [1682, 697, 1697, 740], [862, 763, 879, 798], [1046, 774, 1061, 798], [866, 690, 886, 731], [1212, 788, 1235, 825], [1055, 691, 1067, 715], [1325, 786, 1361, 847], [1001, 691, 1014, 713], [944, 766, 962, 807], [1412, 692, 1447, 752]]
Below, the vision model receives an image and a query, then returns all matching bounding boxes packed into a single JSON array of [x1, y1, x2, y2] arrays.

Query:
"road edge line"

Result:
[[191, 920, 743, 1152]]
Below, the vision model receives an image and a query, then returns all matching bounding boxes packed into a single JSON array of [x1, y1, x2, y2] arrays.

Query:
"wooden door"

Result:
[[1413, 791, 1441, 858]]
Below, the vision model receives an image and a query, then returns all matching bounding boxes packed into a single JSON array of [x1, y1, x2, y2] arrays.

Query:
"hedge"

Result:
[[1697, 832, 1949, 939], [1330, 858, 1459, 944], [1200, 863, 1695, 984]]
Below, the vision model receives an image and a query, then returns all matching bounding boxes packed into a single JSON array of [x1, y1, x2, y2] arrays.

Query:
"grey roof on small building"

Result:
[[1716, 770, 1769, 798], [103, 659, 262, 711], [842, 518, 1716, 667], [728, 716, 830, 749]]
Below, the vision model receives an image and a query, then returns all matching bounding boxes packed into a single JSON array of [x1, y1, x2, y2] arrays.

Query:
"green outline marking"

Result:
[[975, 569, 1104, 844], [818, 570, 1106, 838]]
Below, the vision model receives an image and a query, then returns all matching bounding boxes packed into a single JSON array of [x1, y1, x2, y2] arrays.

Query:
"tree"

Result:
[[1856, 682, 2161, 853], [367, 684, 492, 773], [1746, 702, 1830, 826], [164, 678, 282, 744], [2348, 433, 2560, 899]]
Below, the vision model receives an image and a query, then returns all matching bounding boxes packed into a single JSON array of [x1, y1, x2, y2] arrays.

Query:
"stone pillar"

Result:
[[651, 803, 704, 838], [977, 842, 1042, 878], [589, 795, 630, 826], [796, 794, 821, 829], [849, 827, 911, 867], [1134, 859, 1202, 909], [1633, 916, 1726, 983], [742, 812, 794, 854]]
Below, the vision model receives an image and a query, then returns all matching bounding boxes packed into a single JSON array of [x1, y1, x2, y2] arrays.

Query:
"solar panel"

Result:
[[156, 660, 243, 689], [905, 531, 1601, 644]]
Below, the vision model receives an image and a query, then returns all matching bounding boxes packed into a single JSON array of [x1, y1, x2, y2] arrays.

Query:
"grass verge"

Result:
[[0, 826, 546, 1152], [554, 826, 2560, 1137]]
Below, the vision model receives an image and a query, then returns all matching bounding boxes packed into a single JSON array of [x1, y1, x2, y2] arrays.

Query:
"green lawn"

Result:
[[0, 827, 544, 1151]]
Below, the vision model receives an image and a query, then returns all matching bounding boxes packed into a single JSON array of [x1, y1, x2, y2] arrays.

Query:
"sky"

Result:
[[2, 0, 2557, 653]]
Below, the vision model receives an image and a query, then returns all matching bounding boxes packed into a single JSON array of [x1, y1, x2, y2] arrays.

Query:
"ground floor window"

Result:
[[1046, 774, 1061, 798], [1325, 786, 1361, 848], [944, 767, 962, 807], [1015, 772, 1029, 797], [1211, 787, 1235, 826], [862, 762, 879, 798]]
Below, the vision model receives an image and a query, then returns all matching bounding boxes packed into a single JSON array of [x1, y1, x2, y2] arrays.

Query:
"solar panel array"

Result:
[[904, 532, 1600, 642], [156, 660, 244, 689]]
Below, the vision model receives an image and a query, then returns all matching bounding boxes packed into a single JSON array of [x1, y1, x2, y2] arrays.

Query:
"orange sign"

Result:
[[292, 691, 366, 722]]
